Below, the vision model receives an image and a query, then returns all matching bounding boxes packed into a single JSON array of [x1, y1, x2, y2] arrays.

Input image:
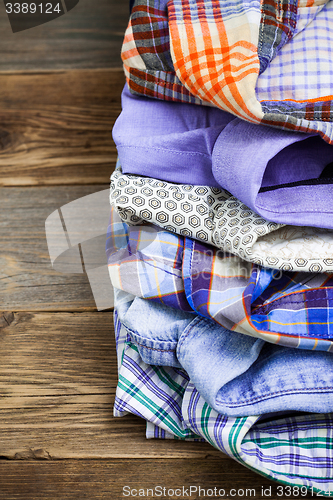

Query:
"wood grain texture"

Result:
[[0, 460, 312, 500], [0, 311, 224, 459], [0, 185, 110, 312], [0, 0, 129, 70], [0, 69, 124, 186]]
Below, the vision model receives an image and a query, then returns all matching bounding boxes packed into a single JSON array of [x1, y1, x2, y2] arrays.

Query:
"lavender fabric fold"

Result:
[[113, 85, 333, 228], [212, 120, 333, 227], [112, 85, 233, 187]]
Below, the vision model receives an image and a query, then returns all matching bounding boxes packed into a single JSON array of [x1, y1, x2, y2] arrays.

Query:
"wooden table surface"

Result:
[[0, 2, 314, 498]]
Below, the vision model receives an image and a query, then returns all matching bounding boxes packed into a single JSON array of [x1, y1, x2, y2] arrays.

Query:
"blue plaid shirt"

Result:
[[107, 206, 333, 352]]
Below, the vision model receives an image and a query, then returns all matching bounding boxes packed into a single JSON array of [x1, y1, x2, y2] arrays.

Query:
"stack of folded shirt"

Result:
[[107, 0, 333, 493]]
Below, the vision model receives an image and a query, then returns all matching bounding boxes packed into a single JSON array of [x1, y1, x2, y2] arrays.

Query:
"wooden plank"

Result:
[[0, 69, 124, 186], [0, 0, 129, 70], [0, 459, 312, 500], [0, 311, 222, 459], [0, 185, 111, 312]]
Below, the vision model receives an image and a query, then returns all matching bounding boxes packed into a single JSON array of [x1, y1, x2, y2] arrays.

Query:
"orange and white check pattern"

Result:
[[168, 0, 264, 123]]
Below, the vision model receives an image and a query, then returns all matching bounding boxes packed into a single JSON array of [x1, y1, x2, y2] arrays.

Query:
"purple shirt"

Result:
[[113, 85, 333, 228]]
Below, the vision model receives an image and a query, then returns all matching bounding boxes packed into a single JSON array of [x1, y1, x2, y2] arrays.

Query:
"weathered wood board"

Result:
[[0, 69, 124, 186], [0, 459, 307, 500]]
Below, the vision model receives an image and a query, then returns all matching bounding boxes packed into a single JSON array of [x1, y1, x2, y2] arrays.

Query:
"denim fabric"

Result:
[[114, 288, 194, 368], [114, 307, 333, 493], [114, 288, 333, 416]]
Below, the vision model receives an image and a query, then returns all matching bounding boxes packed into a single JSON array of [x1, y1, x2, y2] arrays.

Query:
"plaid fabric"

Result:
[[114, 309, 333, 493], [107, 205, 333, 351], [168, 0, 263, 123], [121, 0, 333, 143]]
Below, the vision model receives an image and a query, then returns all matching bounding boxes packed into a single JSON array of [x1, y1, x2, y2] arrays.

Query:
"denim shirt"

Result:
[[114, 305, 333, 493], [114, 288, 333, 416]]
